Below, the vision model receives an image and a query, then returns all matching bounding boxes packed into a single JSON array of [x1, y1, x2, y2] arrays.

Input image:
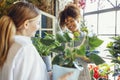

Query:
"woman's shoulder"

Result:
[[7, 38, 38, 65], [5, 35, 42, 67], [14, 35, 33, 46]]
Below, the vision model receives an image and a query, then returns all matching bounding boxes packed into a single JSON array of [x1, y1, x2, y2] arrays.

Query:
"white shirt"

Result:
[[0, 35, 49, 80]]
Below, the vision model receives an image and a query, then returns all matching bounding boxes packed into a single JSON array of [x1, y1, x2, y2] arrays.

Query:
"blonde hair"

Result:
[[0, 1, 39, 68], [0, 16, 16, 68]]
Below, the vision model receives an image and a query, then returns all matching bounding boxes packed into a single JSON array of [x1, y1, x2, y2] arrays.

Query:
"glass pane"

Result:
[[97, 36, 114, 62], [99, 0, 115, 10], [117, 11, 120, 35], [41, 30, 53, 38], [41, 14, 53, 28], [117, 0, 120, 6], [84, 14, 97, 35], [98, 12, 115, 35], [84, 0, 98, 12]]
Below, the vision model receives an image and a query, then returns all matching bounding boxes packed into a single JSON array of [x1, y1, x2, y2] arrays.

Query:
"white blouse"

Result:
[[0, 35, 49, 80]]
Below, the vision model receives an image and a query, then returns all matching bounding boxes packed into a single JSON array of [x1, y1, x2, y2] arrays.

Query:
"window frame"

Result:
[[38, 10, 56, 37]]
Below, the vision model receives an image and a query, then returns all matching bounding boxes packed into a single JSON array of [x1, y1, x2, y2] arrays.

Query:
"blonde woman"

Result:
[[0, 1, 72, 80]]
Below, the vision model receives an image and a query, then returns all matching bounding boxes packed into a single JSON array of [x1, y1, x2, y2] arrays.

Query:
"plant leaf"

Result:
[[88, 54, 105, 65]]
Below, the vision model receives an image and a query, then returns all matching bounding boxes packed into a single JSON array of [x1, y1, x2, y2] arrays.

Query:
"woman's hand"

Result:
[[48, 71, 52, 80], [58, 72, 73, 80], [48, 71, 73, 80]]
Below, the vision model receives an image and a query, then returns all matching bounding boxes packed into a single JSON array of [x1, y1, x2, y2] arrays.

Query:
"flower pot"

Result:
[[42, 55, 52, 72], [53, 65, 83, 80]]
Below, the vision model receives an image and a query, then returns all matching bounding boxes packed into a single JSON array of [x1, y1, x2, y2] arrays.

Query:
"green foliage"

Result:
[[88, 54, 105, 65], [53, 32, 78, 67], [80, 20, 88, 33], [53, 31, 104, 67], [56, 33, 67, 43], [52, 21, 104, 67], [98, 63, 112, 76], [75, 45, 86, 56], [76, 35, 104, 65], [106, 36, 120, 64], [88, 35, 104, 50], [32, 33, 61, 56], [73, 32, 80, 38], [63, 32, 72, 42], [52, 48, 76, 67], [90, 70, 94, 80]]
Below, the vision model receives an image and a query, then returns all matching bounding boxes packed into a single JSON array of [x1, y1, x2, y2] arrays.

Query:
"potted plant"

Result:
[[32, 32, 61, 72], [106, 36, 120, 77], [52, 23, 104, 80], [106, 36, 120, 64], [52, 31, 83, 80]]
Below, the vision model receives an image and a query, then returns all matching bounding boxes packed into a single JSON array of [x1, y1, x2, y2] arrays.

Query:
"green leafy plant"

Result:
[[52, 25, 104, 67], [52, 32, 77, 67], [84, 35, 105, 65], [32, 33, 62, 56], [106, 36, 120, 64]]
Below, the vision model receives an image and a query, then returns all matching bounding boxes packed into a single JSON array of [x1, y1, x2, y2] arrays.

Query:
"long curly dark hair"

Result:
[[59, 4, 81, 28]]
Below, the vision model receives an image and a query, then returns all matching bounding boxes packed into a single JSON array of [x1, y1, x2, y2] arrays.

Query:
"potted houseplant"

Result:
[[106, 36, 120, 64], [32, 32, 61, 72], [52, 21, 104, 80], [52, 31, 84, 80], [106, 36, 120, 77]]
